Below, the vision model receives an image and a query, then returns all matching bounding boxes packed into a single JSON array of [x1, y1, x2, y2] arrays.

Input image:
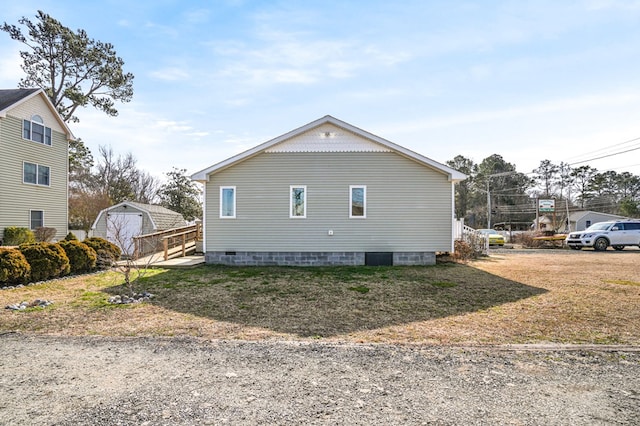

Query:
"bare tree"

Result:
[[105, 214, 158, 301], [93, 145, 160, 204]]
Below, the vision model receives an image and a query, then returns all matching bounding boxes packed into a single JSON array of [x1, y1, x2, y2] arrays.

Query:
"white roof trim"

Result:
[[91, 201, 158, 231], [191, 115, 467, 182], [0, 89, 75, 141], [569, 210, 628, 222]]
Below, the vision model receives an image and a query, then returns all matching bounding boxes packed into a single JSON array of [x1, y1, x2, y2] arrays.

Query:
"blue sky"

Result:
[[2, 0, 640, 180]]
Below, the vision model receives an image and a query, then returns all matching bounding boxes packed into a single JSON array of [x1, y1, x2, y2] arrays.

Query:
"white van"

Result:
[[565, 220, 640, 251]]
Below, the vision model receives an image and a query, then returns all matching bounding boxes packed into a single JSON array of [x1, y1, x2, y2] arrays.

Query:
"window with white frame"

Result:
[[30, 210, 44, 229], [23, 162, 50, 186], [290, 186, 306, 218], [220, 186, 236, 218], [350, 185, 366, 218], [23, 115, 52, 146]]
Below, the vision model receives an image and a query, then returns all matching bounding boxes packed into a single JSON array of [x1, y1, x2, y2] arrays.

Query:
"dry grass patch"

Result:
[[1, 250, 639, 345]]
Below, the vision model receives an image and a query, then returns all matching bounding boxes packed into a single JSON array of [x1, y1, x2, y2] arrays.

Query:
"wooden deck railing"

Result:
[[132, 223, 202, 260]]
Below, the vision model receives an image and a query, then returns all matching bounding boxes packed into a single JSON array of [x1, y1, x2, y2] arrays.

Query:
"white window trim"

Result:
[[22, 116, 52, 146], [220, 186, 236, 219], [290, 185, 307, 218], [349, 185, 367, 219], [23, 161, 50, 187], [29, 209, 44, 230]]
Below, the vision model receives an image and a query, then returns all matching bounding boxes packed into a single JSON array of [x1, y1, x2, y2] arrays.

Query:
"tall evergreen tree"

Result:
[[447, 155, 477, 220], [157, 168, 203, 221], [2, 10, 134, 123]]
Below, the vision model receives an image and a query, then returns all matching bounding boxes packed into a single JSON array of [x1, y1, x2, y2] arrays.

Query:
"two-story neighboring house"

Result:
[[0, 89, 74, 243]]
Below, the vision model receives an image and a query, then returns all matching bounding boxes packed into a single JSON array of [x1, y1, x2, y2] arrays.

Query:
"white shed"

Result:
[[91, 201, 186, 255]]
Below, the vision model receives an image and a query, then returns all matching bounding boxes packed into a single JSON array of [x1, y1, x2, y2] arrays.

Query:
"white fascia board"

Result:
[[1, 89, 76, 141], [190, 115, 468, 183]]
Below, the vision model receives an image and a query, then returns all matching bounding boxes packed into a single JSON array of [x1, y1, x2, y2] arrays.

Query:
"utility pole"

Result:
[[487, 171, 515, 229]]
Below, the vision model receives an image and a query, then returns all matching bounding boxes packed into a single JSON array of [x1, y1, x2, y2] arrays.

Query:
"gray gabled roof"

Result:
[[191, 115, 467, 182], [0, 88, 39, 111], [124, 201, 187, 230], [568, 210, 628, 222], [0, 88, 75, 140]]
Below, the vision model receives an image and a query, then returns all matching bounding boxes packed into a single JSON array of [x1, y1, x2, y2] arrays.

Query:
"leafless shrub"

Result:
[[106, 215, 159, 297], [514, 231, 544, 248], [34, 227, 57, 242], [452, 240, 474, 262]]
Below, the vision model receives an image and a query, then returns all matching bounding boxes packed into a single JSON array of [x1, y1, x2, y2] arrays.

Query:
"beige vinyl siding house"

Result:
[[0, 89, 73, 243], [192, 116, 467, 266]]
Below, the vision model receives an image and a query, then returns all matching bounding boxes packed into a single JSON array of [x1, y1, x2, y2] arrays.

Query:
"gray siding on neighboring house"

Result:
[[204, 151, 454, 254], [0, 114, 68, 241], [571, 211, 627, 231]]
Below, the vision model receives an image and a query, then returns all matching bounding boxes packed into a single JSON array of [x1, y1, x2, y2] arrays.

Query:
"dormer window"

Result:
[[23, 115, 52, 146]]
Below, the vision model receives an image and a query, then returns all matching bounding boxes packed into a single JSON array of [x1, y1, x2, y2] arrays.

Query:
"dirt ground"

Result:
[[1, 249, 640, 424], [1, 334, 639, 425]]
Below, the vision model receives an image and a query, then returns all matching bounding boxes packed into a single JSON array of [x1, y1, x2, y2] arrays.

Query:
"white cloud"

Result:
[[149, 67, 191, 81], [186, 131, 210, 138], [71, 106, 210, 178], [154, 119, 193, 133], [182, 8, 211, 24], [385, 92, 640, 133]]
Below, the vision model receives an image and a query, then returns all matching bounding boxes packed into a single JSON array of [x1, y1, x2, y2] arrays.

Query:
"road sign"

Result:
[[539, 199, 555, 212]]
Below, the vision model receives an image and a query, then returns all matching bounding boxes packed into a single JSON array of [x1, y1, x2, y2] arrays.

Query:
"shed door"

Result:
[[106, 212, 143, 256]]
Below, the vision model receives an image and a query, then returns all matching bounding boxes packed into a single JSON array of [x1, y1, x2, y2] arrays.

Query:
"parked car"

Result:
[[565, 220, 640, 251], [477, 229, 505, 246]]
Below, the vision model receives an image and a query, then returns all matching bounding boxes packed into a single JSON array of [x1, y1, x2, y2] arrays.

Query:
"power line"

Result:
[[564, 135, 640, 162], [568, 145, 640, 166]]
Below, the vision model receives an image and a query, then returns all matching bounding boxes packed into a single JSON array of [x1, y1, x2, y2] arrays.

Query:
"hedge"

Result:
[[59, 240, 97, 274], [0, 248, 31, 287], [83, 237, 121, 269], [19, 242, 71, 282], [3, 227, 35, 246]]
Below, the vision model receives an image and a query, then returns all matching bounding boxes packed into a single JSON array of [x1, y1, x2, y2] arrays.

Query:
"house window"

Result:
[[220, 186, 236, 218], [586, 220, 591, 228], [290, 186, 306, 218], [23, 115, 52, 146], [350, 185, 366, 218], [30, 210, 44, 229], [23, 162, 50, 186]]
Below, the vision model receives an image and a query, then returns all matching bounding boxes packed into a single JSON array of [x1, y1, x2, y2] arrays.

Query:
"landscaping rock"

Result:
[[5, 299, 53, 310], [108, 292, 154, 305]]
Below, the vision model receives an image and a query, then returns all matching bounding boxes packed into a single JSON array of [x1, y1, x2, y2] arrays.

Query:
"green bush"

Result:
[[3, 227, 35, 246], [19, 242, 71, 282], [0, 248, 31, 286], [83, 237, 121, 269], [59, 240, 97, 273], [64, 232, 78, 241]]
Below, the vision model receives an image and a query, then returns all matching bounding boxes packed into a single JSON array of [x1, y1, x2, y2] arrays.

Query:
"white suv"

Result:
[[565, 220, 640, 251]]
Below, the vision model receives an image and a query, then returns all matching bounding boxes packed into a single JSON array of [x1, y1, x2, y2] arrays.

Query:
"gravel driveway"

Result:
[[1, 334, 639, 425]]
